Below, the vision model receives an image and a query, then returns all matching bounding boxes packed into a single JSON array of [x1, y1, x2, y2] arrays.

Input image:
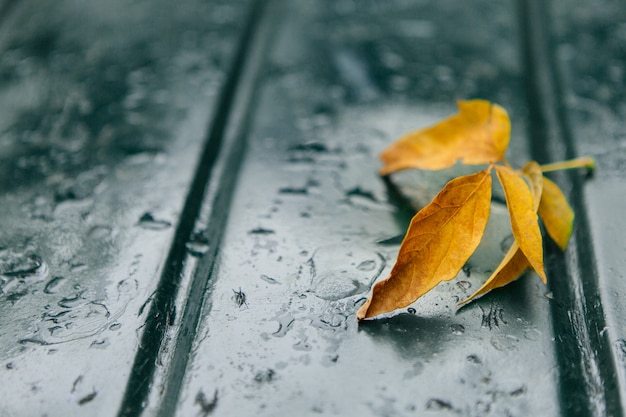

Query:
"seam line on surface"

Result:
[[116, 1, 270, 416], [519, 0, 624, 416]]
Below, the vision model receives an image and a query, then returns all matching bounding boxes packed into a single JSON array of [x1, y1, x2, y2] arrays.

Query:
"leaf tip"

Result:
[[356, 297, 372, 321]]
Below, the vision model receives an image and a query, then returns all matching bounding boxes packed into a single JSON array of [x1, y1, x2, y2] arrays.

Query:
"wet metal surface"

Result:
[[0, 0, 252, 416], [0, 0, 625, 416]]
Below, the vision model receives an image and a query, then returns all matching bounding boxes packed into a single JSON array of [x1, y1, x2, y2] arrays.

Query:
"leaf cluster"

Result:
[[357, 100, 594, 320]]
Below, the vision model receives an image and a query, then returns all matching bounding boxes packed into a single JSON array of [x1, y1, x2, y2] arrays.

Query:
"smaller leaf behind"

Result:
[[495, 164, 547, 283], [379, 100, 511, 175], [539, 177, 574, 250], [357, 169, 492, 320], [460, 162, 543, 304]]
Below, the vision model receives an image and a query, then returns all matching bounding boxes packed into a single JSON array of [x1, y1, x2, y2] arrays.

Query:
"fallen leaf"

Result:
[[379, 100, 510, 175], [357, 169, 492, 320], [495, 164, 546, 283], [460, 162, 543, 304], [460, 241, 529, 304], [539, 177, 574, 250]]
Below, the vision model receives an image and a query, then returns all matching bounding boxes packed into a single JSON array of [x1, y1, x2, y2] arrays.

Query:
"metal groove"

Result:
[[116, 1, 270, 415], [519, 0, 623, 416]]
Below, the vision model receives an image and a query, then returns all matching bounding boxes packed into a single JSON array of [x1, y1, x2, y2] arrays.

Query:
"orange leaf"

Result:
[[539, 177, 574, 250], [357, 169, 492, 320], [379, 100, 510, 175], [460, 241, 530, 304], [495, 164, 546, 283], [460, 162, 543, 304]]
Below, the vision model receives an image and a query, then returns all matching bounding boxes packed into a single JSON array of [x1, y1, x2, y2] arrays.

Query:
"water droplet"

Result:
[[356, 260, 376, 271], [48, 326, 64, 336], [58, 291, 85, 308], [253, 368, 275, 383], [44, 276, 65, 294], [260, 274, 279, 284], [466, 354, 482, 364], [426, 398, 454, 411], [308, 246, 385, 301], [87, 225, 112, 239], [456, 281, 471, 291], [137, 212, 171, 230], [6, 289, 28, 304], [293, 338, 312, 351], [272, 314, 294, 337], [450, 324, 465, 335], [278, 187, 308, 195], [0, 251, 44, 278], [407, 307, 416, 314], [186, 241, 209, 257], [109, 323, 122, 331], [89, 338, 109, 349], [248, 227, 275, 235]]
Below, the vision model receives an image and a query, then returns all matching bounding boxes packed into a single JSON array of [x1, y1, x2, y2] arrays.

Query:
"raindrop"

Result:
[[308, 246, 385, 300], [450, 324, 465, 335], [48, 326, 63, 336], [456, 281, 471, 291], [78, 390, 98, 405], [345, 187, 377, 202], [426, 398, 454, 411], [278, 187, 308, 195], [0, 252, 44, 278], [186, 232, 210, 257], [44, 276, 65, 294], [272, 314, 295, 337], [186, 241, 209, 257], [248, 227, 275, 235], [466, 354, 482, 364], [109, 323, 122, 331], [89, 338, 109, 349], [293, 339, 312, 351], [6, 289, 28, 304], [253, 368, 275, 383], [87, 225, 112, 239], [356, 260, 376, 271], [288, 142, 329, 153], [407, 307, 416, 315], [58, 291, 85, 308], [137, 212, 171, 230], [260, 274, 279, 284]]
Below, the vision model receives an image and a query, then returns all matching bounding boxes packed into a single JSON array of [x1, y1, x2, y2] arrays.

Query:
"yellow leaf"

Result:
[[379, 100, 510, 175], [495, 165, 546, 283], [357, 169, 492, 320], [539, 177, 574, 250], [459, 241, 530, 304], [460, 162, 543, 304]]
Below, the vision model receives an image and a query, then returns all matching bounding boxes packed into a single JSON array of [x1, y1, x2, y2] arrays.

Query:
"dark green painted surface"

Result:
[[0, 0, 625, 416]]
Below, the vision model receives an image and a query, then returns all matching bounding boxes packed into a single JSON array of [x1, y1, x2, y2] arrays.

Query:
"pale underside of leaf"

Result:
[[357, 169, 492, 320], [539, 176, 574, 250], [379, 100, 511, 175], [461, 162, 544, 303], [495, 164, 546, 283]]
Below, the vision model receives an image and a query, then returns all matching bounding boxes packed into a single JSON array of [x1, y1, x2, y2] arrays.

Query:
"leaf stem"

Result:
[[540, 156, 595, 173]]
